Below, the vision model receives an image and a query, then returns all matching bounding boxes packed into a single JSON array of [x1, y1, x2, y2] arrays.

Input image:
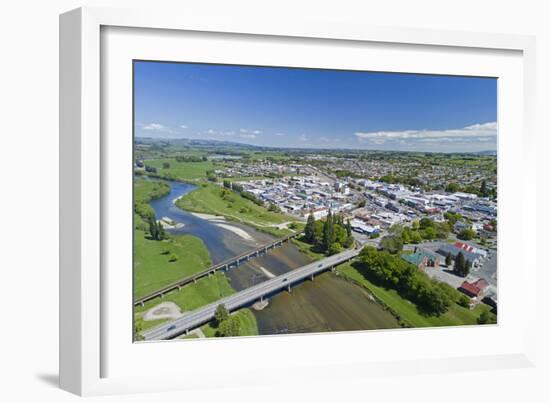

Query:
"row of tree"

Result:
[[359, 247, 469, 315], [304, 211, 354, 255]]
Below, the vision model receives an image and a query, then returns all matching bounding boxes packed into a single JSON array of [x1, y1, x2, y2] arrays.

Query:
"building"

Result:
[[436, 244, 482, 267], [401, 250, 440, 271], [458, 278, 489, 299]]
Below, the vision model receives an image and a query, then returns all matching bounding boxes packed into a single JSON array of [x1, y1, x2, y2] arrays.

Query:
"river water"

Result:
[[148, 180, 400, 335]]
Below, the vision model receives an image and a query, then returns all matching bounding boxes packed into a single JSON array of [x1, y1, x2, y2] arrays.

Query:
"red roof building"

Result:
[[458, 278, 489, 298]]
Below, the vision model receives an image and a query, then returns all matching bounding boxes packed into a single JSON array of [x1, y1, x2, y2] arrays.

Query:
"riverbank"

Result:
[[175, 182, 295, 237]]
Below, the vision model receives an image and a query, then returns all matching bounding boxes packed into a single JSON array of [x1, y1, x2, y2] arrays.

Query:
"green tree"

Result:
[[168, 253, 178, 262], [328, 242, 343, 256], [162, 162, 170, 169], [480, 180, 488, 197], [477, 307, 495, 324], [458, 228, 476, 240], [322, 211, 335, 251], [217, 316, 241, 337], [379, 235, 403, 254], [148, 216, 158, 240], [454, 252, 467, 276], [445, 252, 452, 266], [345, 219, 352, 238], [214, 304, 229, 326], [304, 214, 316, 243]]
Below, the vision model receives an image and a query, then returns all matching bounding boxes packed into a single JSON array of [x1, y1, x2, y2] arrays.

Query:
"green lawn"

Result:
[[176, 182, 293, 232], [134, 229, 212, 299], [337, 261, 496, 328], [134, 178, 170, 203], [145, 159, 216, 181], [134, 272, 236, 331], [201, 308, 259, 337]]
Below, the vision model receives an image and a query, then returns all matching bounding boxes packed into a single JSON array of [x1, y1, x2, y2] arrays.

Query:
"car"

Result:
[[282, 278, 288, 282], [167, 325, 176, 332], [318, 263, 323, 267]]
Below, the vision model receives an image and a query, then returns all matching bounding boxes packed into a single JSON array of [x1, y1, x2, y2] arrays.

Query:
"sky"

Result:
[[134, 61, 497, 153]]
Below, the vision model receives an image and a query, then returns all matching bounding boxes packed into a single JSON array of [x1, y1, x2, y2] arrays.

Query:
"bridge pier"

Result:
[[177, 285, 181, 291], [310, 274, 314, 281], [287, 284, 291, 293], [140, 302, 144, 307], [193, 278, 197, 284]]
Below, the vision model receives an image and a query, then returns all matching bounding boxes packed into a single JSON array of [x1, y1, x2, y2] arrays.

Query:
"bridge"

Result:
[[134, 231, 303, 307], [141, 247, 360, 341]]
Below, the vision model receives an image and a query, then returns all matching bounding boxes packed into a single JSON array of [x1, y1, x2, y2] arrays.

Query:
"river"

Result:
[[148, 180, 400, 335]]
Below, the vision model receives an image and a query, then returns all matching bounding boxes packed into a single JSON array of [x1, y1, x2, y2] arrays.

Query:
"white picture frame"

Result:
[[59, 6, 537, 396]]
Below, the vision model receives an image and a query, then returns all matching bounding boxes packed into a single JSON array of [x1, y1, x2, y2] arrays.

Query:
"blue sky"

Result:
[[134, 61, 497, 152]]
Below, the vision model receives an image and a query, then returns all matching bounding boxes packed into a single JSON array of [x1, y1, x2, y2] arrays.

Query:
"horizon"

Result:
[[134, 61, 497, 153]]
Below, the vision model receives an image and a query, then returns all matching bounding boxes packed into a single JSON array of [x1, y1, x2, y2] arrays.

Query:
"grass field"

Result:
[[134, 229, 212, 299], [134, 272, 236, 331], [176, 182, 293, 233], [144, 159, 217, 181], [337, 261, 496, 327], [201, 308, 259, 337], [134, 178, 170, 203]]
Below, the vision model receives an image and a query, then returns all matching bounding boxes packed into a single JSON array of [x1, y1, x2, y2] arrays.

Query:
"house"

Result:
[[436, 244, 482, 267], [401, 250, 440, 271], [458, 278, 489, 299]]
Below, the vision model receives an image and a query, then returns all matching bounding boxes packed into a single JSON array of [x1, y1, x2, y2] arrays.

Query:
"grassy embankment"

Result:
[[133, 176, 259, 337], [176, 182, 294, 237], [337, 261, 496, 327]]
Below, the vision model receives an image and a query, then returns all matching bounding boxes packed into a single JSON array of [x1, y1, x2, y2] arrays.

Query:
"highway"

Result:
[[141, 247, 360, 340]]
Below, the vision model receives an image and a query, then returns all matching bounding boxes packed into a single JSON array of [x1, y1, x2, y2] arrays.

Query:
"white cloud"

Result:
[[354, 122, 497, 141], [142, 123, 174, 133], [298, 134, 308, 142], [180, 124, 188, 129], [274, 133, 286, 137], [239, 133, 257, 139], [240, 128, 261, 135]]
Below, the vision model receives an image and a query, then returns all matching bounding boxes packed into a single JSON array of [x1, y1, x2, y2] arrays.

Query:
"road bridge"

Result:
[[134, 231, 302, 307], [141, 247, 360, 341]]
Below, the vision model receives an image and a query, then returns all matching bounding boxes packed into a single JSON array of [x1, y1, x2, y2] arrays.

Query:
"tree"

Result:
[[322, 211, 335, 251], [214, 304, 229, 326], [454, 252, 467, 276], [445, 182, 460, 193], [419, 218, 434, 230], [217, 316, 241, 337], [345, 219, 352, 238], [304, 214, 316, 242], [148, 216, 158, 240], [162, 162, 170, 169], [445, 252, 452, 266], [379, 235, 403, 254], [168, 253, 178, 262], [477, 307, 495, 324], [458, 228, 476, 240], [480, 180, 488, 197], [328, 242, 342, 256], [457, 294, 470, 308]]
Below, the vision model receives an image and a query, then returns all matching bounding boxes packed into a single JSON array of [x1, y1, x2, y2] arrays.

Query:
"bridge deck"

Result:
[[134, 231, 301, 306], [141, 247, 360, 341]]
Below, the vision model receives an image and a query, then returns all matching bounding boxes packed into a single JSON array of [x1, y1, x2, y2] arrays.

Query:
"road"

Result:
[[141, 247, 360, 341]]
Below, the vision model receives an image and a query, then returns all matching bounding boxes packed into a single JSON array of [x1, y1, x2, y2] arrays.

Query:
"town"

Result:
[[214, 154, 497, 311]]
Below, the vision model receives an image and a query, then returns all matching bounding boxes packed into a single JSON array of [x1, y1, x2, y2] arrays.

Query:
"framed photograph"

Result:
[[60, 7, 537, 396]]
